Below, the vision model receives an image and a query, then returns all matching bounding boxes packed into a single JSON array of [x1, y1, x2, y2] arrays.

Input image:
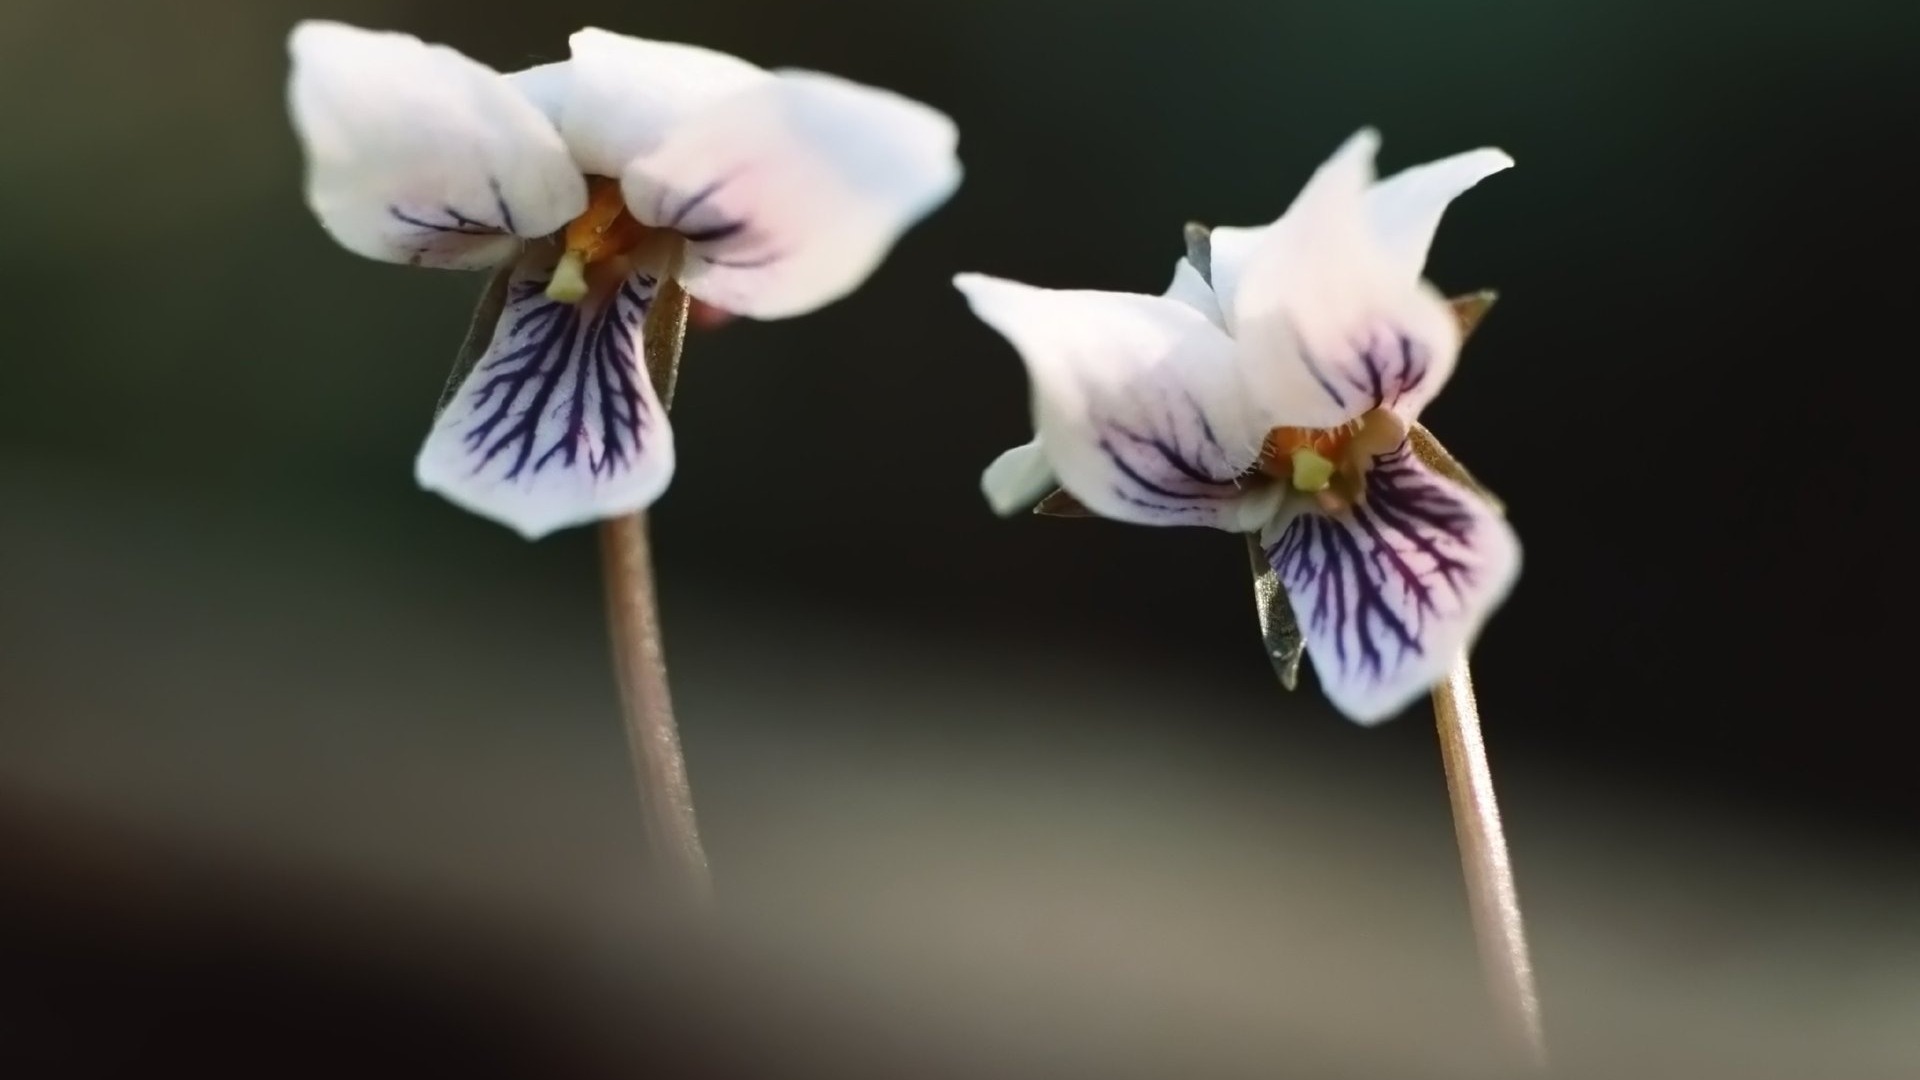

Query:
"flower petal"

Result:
[[624, 71, 961, 319], [956, 273, 1278, 532], [1365, 147, 1512, 282], [1162, 257, 1226, 328], [558, 29, 768, 177], [287, 21, 586, 270], [1201, 223, 1263, 331], [1230, 129, 1461, 429], [415, 258, 672, 538], [981, 438, 1056, 517], [1262, 441, 1519, 724], [506, 61, 572, 126], [1204, 145, 1510, 325]]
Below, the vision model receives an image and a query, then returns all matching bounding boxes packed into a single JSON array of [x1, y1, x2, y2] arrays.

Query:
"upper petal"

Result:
[[624, 70, 961, 319], [1202, 223, 1264, 332], [956, 273, 1279, 532], [506, 61, 572, 126], [1365, 147, 1513, 283], [416, 256, 673, 538], [1262, 441, 1519, 724], [557, 29, 768, 177], [287, 21, 586, 269], [1205, 144, 1511, 325], [1162, 256, 1226, 329], [1230, 129, 1461, 429]]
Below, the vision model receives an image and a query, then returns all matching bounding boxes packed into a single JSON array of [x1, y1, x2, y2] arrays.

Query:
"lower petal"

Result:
[[1262, 442, 1519, 723], [415, 258, 673, 538]]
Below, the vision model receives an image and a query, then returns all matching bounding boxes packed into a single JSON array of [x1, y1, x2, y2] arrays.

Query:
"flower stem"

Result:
[[600, 510, 709, 901], [1431, 657, 1546, 1069], [598, 256, 710, 902]]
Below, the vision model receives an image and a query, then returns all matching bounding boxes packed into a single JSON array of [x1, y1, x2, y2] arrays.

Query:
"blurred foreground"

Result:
[[4, 464, 1917, 1078]]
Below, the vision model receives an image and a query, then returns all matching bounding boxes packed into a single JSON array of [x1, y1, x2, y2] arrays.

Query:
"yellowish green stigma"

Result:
[[1257, 408, 1410, 513], [1289, 447, 1336, 493], [542, 176, 658, 305], [546, 250, 590, 303]]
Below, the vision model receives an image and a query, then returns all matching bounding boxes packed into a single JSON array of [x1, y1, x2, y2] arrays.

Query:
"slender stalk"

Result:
[[598, 252, 710, 901], [601, 510, 709, 900], [1431, 657, 1546, 1069]]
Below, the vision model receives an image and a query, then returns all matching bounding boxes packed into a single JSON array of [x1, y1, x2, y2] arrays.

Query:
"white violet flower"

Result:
[[287, 21, 961, 537], [958, 129, 1519, 723]]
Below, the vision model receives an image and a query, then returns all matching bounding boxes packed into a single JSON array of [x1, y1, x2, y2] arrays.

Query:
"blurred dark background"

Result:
[[4, 0, 1917, 1076]]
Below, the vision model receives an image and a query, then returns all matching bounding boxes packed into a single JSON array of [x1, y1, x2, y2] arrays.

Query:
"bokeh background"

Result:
[[4, 0, 1917, 1075]]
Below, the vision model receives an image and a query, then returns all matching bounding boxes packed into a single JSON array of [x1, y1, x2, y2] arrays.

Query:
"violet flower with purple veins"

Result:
[[287, 21, 960, 539], [284, 19, 963, 901], [958, 129, 1520, 724]]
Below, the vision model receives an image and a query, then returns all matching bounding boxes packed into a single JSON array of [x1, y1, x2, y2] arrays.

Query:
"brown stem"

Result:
[[598, 254, 710, 902], [1432, 657, 1546, 1069], [600, 509, 710, 901]]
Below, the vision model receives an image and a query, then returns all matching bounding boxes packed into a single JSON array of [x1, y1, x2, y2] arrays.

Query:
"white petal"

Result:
[[982, 438, 1057, 517], [416, 258, 673, 538], [1231, 129, 1462, 429], [507, 61, 572, 126], [1203, 145, 1511, 323], [1366, 147, 1513, 282], [287, 21, 586, 270], [625, 71, 961, 320], [1162, 257, 1226, 328], [1261, 442, 1519, 724], [1202, 223, 1263, 332], [558, 29, 768, 177], [955, 273, 1278, 532]]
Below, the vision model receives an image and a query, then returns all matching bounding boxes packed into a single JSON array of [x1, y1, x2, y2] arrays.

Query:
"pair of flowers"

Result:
[[288, 22, 1520, 724]]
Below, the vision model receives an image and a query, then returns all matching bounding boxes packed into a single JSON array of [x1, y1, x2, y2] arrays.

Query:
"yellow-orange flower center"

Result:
[[1261, 423, 1357, 468], [1256, 408, 1407, 514], [546, 177, 657, 304]]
